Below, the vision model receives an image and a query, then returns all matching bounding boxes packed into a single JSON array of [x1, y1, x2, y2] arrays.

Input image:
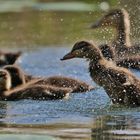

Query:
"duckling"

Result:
[[33, 76, 94, 93], [90, 9, 134, 57], [4, 65, 94, 93], [97, 44, 115, 61], [0, 69, 71, 101], [3, 65, 26, 88], [116, 56, 140, 70], [90, 9, 140, 69], [91, 9, 140, 57], [0, 51, 21, 66], [61, 41, 140, 106], [100, 45, 140, 70]]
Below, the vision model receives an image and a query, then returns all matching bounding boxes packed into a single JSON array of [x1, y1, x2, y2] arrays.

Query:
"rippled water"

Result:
[[0, 47, 140, 140]]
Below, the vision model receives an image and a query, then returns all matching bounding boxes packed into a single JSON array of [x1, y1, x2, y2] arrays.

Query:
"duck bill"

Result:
[[61, 52, 75, 61]]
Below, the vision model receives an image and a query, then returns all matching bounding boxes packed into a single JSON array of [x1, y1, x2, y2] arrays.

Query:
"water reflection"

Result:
[[91, 113, 140, 140], [1, 111, 140, 140], [0, 102, 7, 125], [0, 134, 57, 140]]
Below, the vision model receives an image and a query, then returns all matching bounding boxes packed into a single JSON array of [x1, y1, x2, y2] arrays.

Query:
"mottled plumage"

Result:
[[2, 65, 94, 94], [61, 41, 140, 106], [90, 9, 140, 69], [0, 69, 71, 101]]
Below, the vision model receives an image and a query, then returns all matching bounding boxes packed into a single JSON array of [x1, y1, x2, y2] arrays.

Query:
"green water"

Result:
[[0, 11, 115, 47], [0, 0, 118, 47]]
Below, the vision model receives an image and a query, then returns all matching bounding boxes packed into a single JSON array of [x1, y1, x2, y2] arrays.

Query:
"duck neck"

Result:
[[113, 13, 131, 48], [88, 47, 103, 62], [88, 47, 105, 75], [89, 55, 107, 87], [116, 25, 131, 47]]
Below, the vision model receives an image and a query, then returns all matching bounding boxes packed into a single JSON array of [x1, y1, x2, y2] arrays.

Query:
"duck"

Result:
[[99, 44, 140, 70], [90, 9, 140, 69], [116, 56, 140, 70], [0, 51, 21, 67], [0, 69, 71, 101], [97, 44, 115, 61], [32, 76, 94, 93], [90, 9, 138, 57], [3, 65, 26, 88], [61, 40, 140, 106], [3, 65, 94, 93]]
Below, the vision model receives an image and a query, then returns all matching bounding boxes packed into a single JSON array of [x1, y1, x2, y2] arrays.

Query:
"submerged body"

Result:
[[61, 41, 140, 106], [0, 65, 94, 101], [4, 65, 94, 93], [0, 69, 71, 101], [3, 81, 71, 101], [32, 76, 94, 93]]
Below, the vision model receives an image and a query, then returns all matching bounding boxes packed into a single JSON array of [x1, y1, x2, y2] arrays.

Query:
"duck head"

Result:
[[61, 41, 102, 61], [0, 69, 11, 91], [3, 65, 26, 88], [0, 51, 22, 67], [5, 51, 22, 65], [90, 9, 128, 28]]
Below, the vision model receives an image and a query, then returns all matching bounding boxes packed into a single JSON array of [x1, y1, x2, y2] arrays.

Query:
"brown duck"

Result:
[[32, 76, 94, 93], [116, 56, 140, 70], [4, 65, 94, 93], [0, 51, 21, 66], [99, 44, 140, 70], [90, 9, 140, 70], [3, 65, 26, 88], [61, 41, 140, 106], [0, 69, 71, 101]]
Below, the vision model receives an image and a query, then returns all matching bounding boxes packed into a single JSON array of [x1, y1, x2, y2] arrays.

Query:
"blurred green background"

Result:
[[0, 0, 139, 47]]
